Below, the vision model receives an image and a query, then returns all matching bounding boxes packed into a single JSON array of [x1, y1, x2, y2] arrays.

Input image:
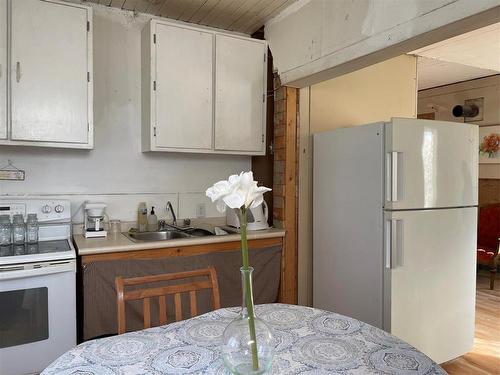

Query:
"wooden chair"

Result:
[[476, 204, 500, 290], [115, 266, 221, 334]]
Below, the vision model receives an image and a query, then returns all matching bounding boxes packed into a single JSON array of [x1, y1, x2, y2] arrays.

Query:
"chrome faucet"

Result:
[[166, 201, 177, 227]]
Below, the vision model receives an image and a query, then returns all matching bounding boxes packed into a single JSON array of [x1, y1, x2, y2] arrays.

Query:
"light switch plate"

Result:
[[196, 203, 206, 218]]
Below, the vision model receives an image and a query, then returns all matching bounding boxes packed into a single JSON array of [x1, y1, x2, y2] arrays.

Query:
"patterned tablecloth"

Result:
[[43, 304, 446, 374]]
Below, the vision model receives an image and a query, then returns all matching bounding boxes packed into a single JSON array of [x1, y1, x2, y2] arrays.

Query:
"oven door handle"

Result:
[[0, 260, 76, 280]]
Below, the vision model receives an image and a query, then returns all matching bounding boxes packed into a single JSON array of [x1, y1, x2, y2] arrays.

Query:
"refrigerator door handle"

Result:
[[386, 219, 404, 269], [391, 151, 399, 202], [395, 219, 404, 267], [385, 219, 394, 269]]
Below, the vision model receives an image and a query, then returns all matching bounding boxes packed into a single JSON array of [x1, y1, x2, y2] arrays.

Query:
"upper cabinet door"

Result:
[[0, 0, 6, 140], [215, 35, 266, 153], [155, 24, 213, 150], [10, 0, 90, 144]]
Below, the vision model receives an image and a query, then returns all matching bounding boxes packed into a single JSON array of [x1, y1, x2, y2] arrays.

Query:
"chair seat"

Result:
[[477, 248, 496, 263]]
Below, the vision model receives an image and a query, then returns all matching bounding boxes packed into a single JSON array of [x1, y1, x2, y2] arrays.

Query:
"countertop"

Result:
[[74, 227, 286, 256]]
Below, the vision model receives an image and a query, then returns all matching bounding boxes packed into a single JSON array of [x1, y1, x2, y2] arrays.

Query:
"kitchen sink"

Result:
[[125, 230, 190, 242], [182, 228, 214, 237], [124, 227, 214, 242]]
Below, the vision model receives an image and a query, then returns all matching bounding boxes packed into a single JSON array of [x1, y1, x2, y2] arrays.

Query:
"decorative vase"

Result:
[[221, 267, 274, 375]]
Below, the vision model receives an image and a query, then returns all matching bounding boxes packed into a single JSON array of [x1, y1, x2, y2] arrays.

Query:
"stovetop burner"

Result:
[[0, 199, 75, 267], [0, 240, 72, 258]]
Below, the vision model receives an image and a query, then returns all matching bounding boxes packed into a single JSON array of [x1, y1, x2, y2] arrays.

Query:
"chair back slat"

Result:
[[190, 291, 198, 317], [159, 295, 167, 325], [174, 293, 182, 321], [143, 298, 151, 329], [122, 268, 216, 286], [116, 277, 126, 334], [209, 266, 221, 310], [124, 280, 213, 301], [115, 266, 220, 334]]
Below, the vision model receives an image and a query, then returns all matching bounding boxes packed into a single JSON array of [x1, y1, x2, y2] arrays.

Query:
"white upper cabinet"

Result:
[[215, 35, 266, 153], [0, 0, 6, 140], [142, 20, 267, 155], [2, 0, 93, 149], [155, 24, 213, 150]]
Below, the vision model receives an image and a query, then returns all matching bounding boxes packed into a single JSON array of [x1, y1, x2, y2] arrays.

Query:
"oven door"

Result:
[[0, 260, 76, 375]]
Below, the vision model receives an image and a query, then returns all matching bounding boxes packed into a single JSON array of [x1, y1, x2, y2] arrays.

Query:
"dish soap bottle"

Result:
[[138, 202, 148, 232], [147, 206, 158, 231]]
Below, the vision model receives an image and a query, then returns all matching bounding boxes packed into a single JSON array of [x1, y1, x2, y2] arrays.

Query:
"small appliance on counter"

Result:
[[84, 202, 107, 238], [227, 201, 269, 231]]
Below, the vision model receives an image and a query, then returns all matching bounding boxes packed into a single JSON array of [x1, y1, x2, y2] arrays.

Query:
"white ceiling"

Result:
[[417, 57, 498, 90], [84, 0, 297, 34], [411, 22, 500, 90]]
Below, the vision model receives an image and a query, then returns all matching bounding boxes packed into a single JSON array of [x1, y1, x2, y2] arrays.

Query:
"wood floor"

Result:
[[441, 271, 500, 374]]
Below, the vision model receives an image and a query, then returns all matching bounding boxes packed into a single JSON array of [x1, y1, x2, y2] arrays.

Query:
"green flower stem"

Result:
[[240, 207, 259, 371]]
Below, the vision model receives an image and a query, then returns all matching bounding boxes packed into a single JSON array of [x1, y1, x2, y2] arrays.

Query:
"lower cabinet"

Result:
[[79, 240, 282, 341]]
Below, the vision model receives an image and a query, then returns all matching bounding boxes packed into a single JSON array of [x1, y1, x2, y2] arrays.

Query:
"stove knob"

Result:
[[42, 205, 52, 214], [55, 205, 64, 213]]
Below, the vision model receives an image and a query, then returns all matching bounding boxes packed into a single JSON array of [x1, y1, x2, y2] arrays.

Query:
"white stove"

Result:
[[0, 199, 76, 375], [0, 199, 74, 267]]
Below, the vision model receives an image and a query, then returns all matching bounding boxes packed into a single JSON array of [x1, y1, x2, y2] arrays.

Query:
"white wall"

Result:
[[265, 0, 500, 87], [310, 55, 417, 132], [298, 55, 418, 306], [418, 74, 500, 179], [0, 6, 250, 222]]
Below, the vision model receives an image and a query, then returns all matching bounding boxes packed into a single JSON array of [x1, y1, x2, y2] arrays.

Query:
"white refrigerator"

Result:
[[313, 118, 478, 364]]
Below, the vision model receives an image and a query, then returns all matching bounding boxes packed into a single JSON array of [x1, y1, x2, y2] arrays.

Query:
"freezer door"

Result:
[[384, 207, 476, 364], [385, 118, 478, 210]]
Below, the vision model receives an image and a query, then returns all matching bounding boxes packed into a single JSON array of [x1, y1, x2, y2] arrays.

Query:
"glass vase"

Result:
[[221, 267, 274, 375]]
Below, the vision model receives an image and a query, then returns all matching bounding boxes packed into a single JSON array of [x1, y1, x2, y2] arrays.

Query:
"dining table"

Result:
[[42, 303, 446, 374]]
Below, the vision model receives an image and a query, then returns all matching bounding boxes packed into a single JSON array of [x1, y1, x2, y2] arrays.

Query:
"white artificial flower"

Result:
[[206, 171, 271, 213]]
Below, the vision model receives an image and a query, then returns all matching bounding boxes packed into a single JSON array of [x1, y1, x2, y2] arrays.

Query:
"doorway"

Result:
[[412, 22, 500, 374]]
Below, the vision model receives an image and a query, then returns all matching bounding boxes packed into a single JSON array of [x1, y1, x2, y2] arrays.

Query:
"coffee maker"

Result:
[[84, 202, 107, 238]]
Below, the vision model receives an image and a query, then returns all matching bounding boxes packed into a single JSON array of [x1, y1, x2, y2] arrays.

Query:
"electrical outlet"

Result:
[[196, 203, 206, 218]]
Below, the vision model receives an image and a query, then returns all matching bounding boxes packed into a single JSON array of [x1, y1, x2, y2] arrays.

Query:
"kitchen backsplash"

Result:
[[0, 192, 222, 223]]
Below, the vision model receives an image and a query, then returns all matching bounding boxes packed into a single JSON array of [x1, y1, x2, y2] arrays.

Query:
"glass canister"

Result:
[[26, 214, 39, 244], [0, 215, 12, 246], [12, 214, 26, 245]]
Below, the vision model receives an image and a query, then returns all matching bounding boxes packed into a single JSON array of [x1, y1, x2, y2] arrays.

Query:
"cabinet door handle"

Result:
[[16, 62, 21, 83], [0, 63, 2, 79]]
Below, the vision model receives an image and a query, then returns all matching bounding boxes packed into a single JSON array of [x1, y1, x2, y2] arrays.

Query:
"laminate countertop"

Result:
[[74, 227, 285, 256]]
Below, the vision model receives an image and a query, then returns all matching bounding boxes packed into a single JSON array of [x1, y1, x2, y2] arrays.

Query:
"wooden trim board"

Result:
[[279, 86, 299, 304]]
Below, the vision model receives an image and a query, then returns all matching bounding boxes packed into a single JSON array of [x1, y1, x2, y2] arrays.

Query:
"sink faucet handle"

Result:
[[166, 201, 177, 226], [158, 219, 166, 230]]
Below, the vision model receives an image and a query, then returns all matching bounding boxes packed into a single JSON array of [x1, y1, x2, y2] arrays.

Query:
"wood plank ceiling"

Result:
[[86, 0, 297, 34]]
